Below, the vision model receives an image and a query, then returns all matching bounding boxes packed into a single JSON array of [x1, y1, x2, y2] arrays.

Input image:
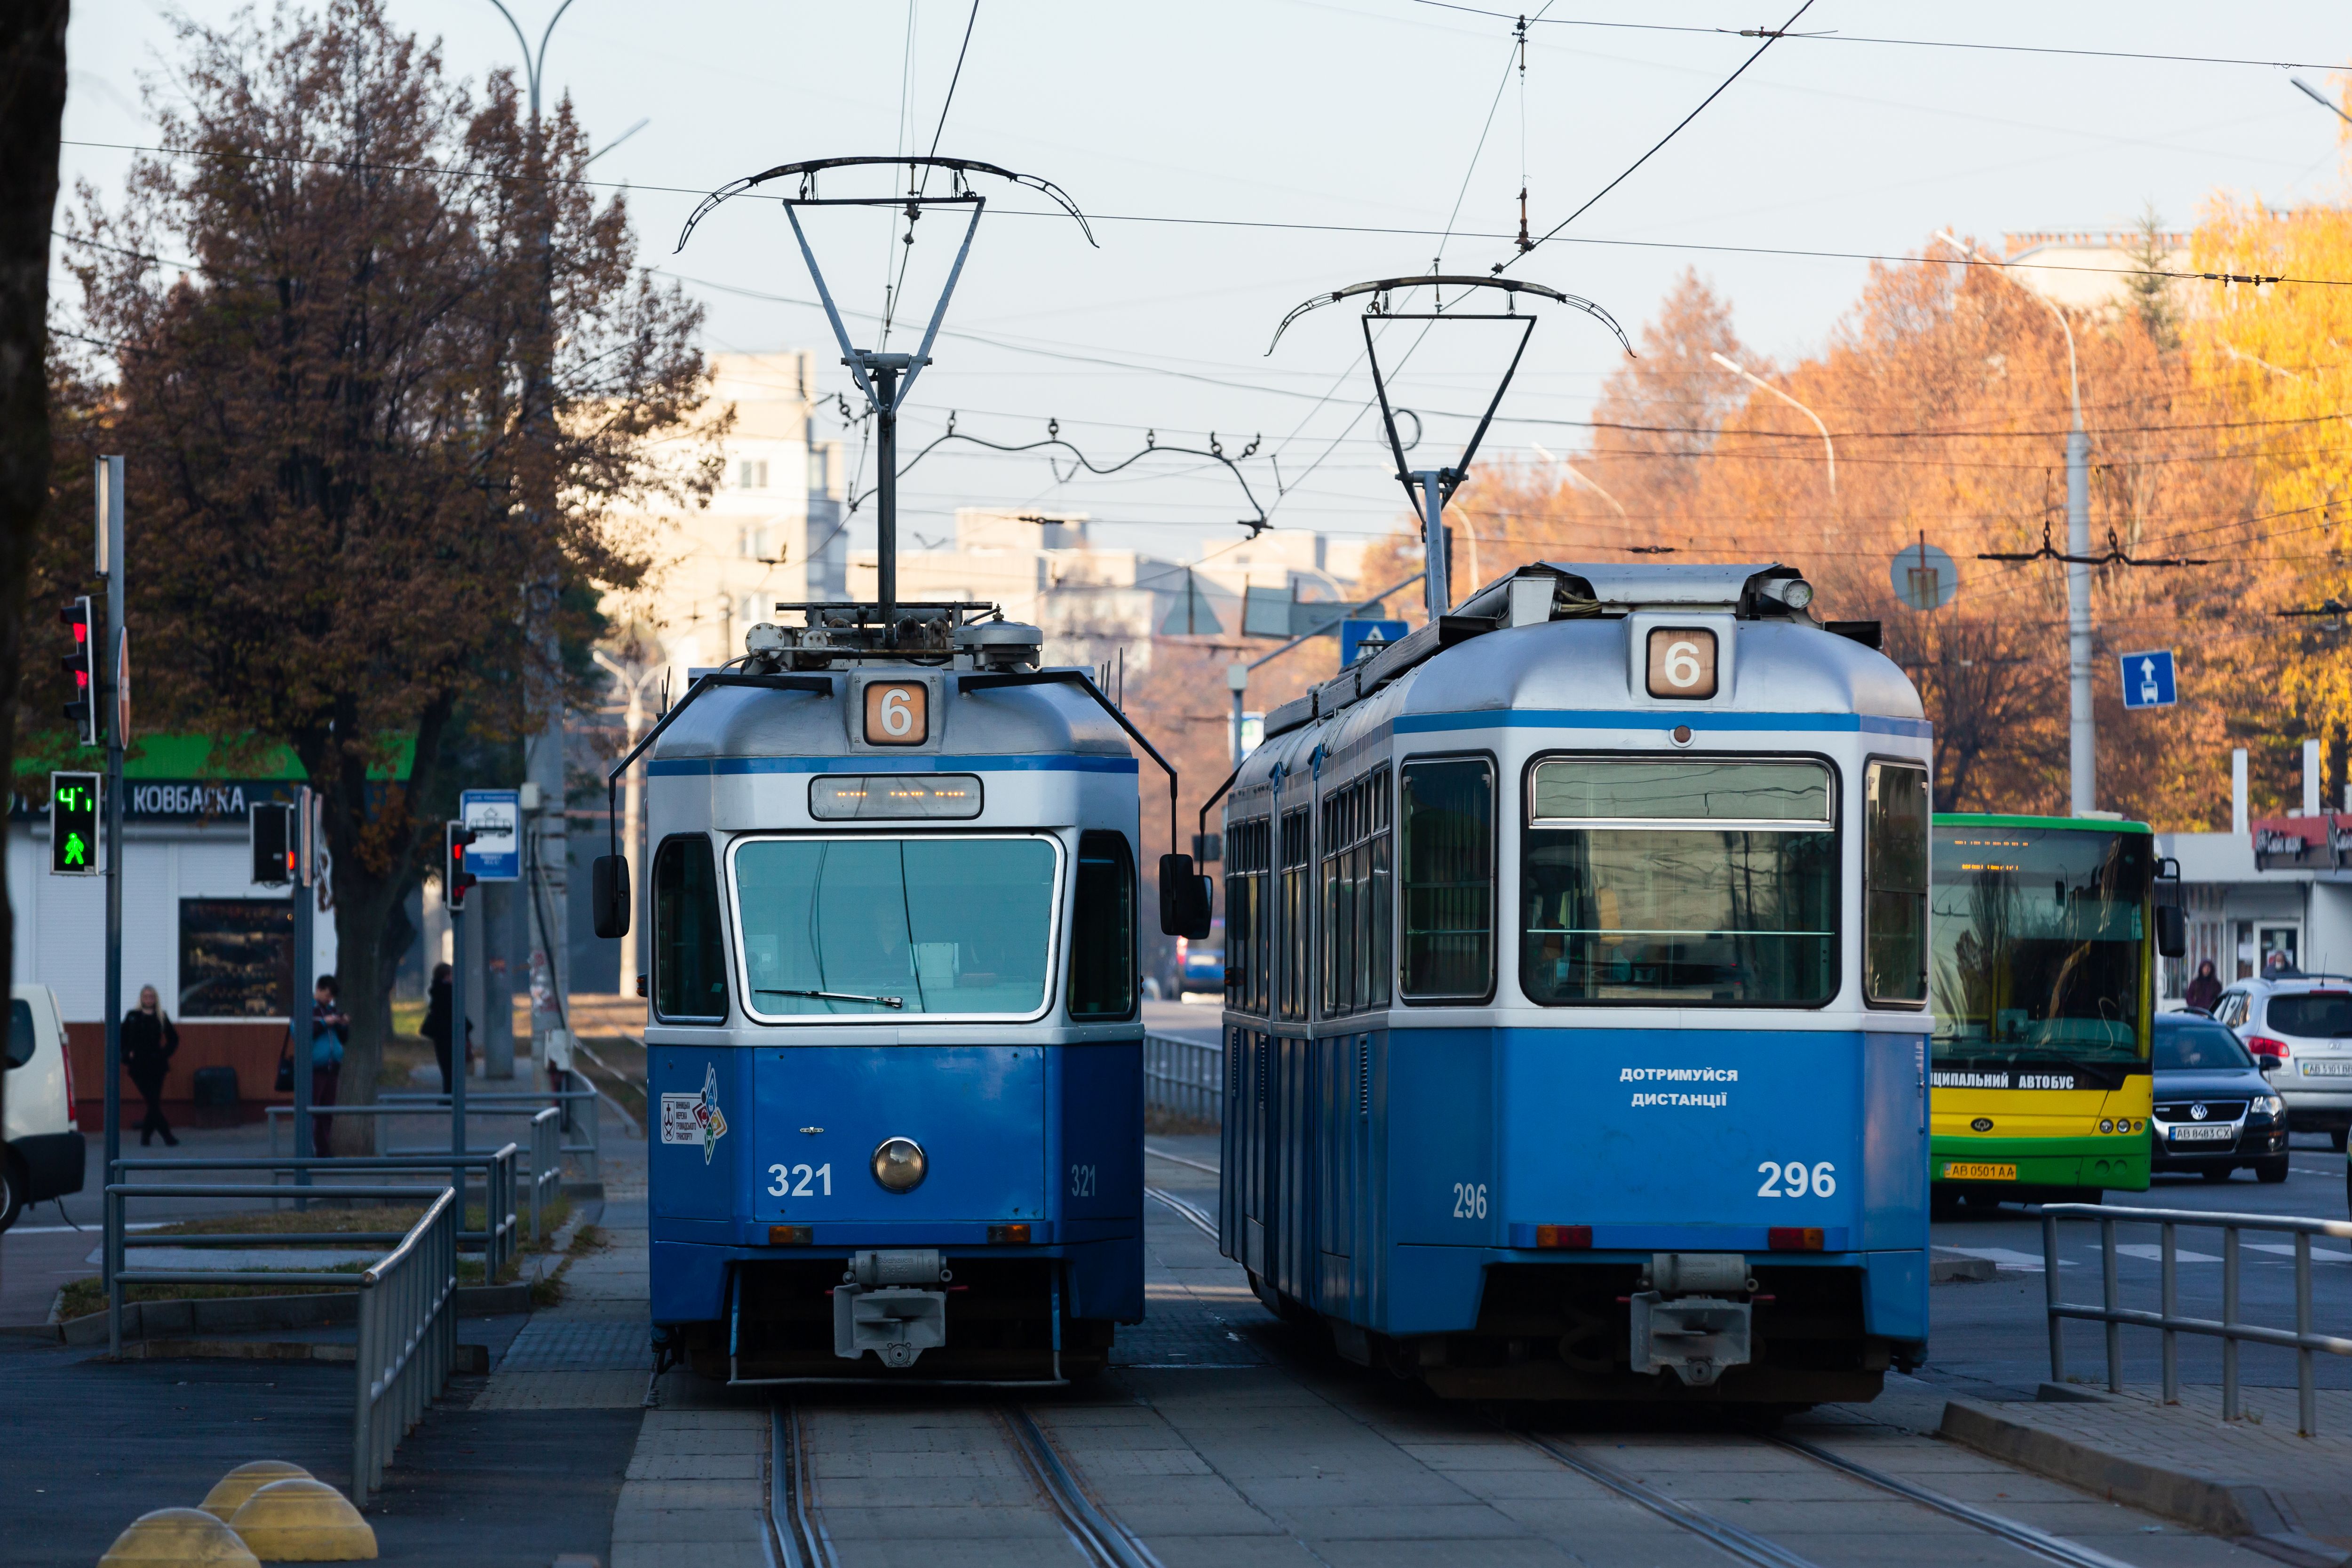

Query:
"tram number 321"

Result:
[[1757, 1161, 1836, 1197], [767, 1162, 833, 1197]]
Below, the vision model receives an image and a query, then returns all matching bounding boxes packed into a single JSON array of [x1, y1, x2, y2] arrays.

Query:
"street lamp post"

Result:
[[1937, 231, 2094, 817], [1710, 352, 1835, 496]]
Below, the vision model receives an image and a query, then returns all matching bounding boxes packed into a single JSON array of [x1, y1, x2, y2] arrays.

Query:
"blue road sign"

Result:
[[459, 788, 523, 881], [2120, 650, 2177, 710], [1342, 619, 1409, 667]]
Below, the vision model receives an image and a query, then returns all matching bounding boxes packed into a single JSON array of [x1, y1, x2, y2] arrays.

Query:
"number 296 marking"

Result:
[[1451, 1182, 1488, 1219], [1757, 1161, 1836, 1197]]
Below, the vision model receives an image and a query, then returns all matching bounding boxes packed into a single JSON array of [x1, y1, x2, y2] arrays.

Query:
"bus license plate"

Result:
[[1944, 1162, 2017, 1180], [2169, 1125, 2234, 1142], [2303, 1060, 2352, 1076]]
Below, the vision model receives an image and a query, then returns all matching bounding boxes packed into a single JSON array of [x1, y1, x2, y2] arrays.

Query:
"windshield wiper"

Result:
[[756, 987, 905, 1010]]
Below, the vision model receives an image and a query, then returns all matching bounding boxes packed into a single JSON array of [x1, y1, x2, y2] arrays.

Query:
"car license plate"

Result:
[[1943, 1162, 2017, 1180], [2168, 1125, 2234, 1142], [2302, 1059, 2352, 1076]]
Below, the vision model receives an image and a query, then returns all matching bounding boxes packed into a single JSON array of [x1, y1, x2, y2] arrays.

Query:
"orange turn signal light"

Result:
[[987, 1223, 1032, 1245], [1534, 1225, 1592, 1250], [1767, 1226, 1824, 1252], [768, 1224, 812, 1245]]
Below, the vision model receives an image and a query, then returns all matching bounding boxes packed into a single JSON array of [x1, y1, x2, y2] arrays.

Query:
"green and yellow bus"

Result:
[[1930, 814, 2169, 1207]]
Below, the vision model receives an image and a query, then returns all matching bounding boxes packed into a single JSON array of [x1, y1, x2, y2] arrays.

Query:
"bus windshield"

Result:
[[732, 836, 1059, 1019], [1931, 824, 2149, 1066]]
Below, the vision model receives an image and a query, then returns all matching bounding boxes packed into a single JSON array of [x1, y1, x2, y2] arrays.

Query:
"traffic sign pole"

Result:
[[96, 457, 125, 1221], [291, 789, 314, 1186]]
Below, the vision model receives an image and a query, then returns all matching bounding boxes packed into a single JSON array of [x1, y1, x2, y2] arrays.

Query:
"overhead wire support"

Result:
[[853, 417, 1276, 537], [1977, 522, 2212, 569]]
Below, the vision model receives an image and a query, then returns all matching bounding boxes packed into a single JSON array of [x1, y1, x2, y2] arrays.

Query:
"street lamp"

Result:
[[1532, 443, 1629, 519], [1709, 352, 1835, 497], [1935, 230, 2095, 817], [592, 648, 662, 998]]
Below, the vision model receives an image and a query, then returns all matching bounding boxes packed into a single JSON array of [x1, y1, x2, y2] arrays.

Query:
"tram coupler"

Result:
[[1629, 1253, 1755, 1387], [834, 1249, 950, 1369]]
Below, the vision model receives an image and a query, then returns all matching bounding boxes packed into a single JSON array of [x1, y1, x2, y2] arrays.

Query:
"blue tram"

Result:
[[612, 608, 1156, 1383], [1217, 562, 1935, 1402]]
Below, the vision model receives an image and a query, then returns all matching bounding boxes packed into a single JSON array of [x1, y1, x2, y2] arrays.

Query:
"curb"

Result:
[[1939, 1398, 2350, 1567], [50, 1281, 534, 1345], [109, 1338, 492, 1372], [1929, 1256, 1996, 1283]]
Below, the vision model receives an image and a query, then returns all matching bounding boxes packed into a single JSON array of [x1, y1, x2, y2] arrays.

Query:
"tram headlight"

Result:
[[871, 1136, 929, 1193]]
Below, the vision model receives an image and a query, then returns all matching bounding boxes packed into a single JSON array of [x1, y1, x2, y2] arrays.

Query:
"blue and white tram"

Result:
[[610, 608, 1160, 1384], [1217, 562, 1934, 1403]]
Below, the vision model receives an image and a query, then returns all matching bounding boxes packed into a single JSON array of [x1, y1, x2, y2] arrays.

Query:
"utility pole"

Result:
[[592, 649, 661, 995], [95, 458, 124, 1203], [487, 0, 579, 1060]]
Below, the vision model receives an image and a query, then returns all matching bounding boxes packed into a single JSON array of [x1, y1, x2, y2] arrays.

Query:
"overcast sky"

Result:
[[54, 0, 2352, 568]]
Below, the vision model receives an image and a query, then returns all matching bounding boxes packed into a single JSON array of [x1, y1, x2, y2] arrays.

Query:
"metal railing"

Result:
[[2042, 1202, 2352, 1436], [1144, 1032, 1222, 1126], [272, 1084, 602, 1180], [269, 1106, 563, 1242], [353, 1190, 457, 1504], [108, 1146, 521, 1311]]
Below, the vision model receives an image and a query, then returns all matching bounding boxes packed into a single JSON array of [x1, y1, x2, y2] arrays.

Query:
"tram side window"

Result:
[[1864, 761, 1930, 1005], [1321, 767, 1394, 1014], [653, 834, 728, 1021], [1069, 831, 1136, 1019], [1400, 759, 1494, 1001], [1278, 808, 1312, 1021], [1224, 817, 1271, 1015]]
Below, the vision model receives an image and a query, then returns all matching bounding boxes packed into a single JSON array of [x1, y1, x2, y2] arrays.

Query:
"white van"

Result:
[[3, 983, 85, 1231]]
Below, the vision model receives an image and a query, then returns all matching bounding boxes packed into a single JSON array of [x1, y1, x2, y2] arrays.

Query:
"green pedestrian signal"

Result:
[[49, 771, 100, 877]]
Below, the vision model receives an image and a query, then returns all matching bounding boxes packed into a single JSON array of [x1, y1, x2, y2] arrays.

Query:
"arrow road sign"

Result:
[[2119, 649, 2177, 710]]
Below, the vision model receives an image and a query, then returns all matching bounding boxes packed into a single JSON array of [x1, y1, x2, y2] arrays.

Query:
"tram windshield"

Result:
[[731, 836, 1059, 1018], [1931, 825, 2150, 1066], [1520, 758, 1837, 1006]]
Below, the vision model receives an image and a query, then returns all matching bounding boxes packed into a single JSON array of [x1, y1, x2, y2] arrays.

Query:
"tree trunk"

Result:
[[0, 1, 68, 1013]]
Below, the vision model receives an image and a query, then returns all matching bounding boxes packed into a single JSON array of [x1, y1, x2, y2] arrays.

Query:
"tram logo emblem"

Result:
[[660, 1064, 730, 1162]]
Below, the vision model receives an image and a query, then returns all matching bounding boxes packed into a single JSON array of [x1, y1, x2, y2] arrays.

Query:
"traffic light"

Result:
[[445, 821, 478, 911], [49, 772, 99, 876], [59, 597, 96, 747], [250, 801, 296, 886]]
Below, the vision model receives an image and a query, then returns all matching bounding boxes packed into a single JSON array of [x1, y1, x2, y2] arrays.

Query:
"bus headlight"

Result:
[[2099, 1120, 2114, 1134], [871, 1137, 928, 1193]]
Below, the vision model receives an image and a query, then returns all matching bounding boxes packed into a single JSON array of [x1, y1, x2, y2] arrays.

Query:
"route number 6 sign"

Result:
[[1645, 628, 1718, 700], [863, 680, 929, 746]]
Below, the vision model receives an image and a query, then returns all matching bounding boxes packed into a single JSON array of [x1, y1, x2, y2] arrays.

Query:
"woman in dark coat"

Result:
[[121, 984, 179, 1146], [420, 963, 471, 1094]]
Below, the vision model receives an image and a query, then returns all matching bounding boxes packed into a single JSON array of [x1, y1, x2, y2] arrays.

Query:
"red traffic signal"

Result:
[[445, 820, 479, 911], [59, 597, 96, 747]]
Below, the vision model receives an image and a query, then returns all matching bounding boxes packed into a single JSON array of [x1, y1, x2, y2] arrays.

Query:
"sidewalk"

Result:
[[1938, 1384, 2352, 1564]]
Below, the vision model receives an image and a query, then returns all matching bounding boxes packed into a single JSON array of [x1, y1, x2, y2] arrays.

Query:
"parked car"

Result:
[[2150, 1011, 2288, 1183], [1176, 918, 1225, 999], [2212, 976, 2352, 1150], [3, 984, 86, 1231]]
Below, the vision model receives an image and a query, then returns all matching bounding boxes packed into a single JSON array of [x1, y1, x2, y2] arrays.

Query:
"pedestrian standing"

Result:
[[310, 975, 351, 1157], [421, 962, 471, 1094], [121, 984, 179, 1147], [2185, 958, 2223, 1014]]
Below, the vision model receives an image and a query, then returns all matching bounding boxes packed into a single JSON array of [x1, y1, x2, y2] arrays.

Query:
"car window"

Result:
[[2265, 992, 2352, 1038], [2153, 1023, 2254, 1071], [5, 999, 33, 1069], [2215, 992, 2248, 1027]]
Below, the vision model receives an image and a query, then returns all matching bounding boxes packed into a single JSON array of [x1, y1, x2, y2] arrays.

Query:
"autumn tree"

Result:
[[48, 0, 718, 1137]]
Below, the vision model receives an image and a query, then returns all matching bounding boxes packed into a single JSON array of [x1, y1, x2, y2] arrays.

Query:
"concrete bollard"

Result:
[[97, 1507, 262, 1566], [199, 1462, 313, 1522], [226, 1479, 377, 1561]]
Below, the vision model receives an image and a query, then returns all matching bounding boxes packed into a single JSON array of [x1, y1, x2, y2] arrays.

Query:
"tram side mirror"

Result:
[[1159, 853, 1213, 940], [2154, 905, 2186, 959], [591, 854, 630, 939]]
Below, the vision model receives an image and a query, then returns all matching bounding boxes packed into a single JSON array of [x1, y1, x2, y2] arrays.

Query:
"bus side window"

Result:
[[654, 834, 729, 1021], [1069, 830, 1136, 1020], [1864, 761, 1930, 1006]]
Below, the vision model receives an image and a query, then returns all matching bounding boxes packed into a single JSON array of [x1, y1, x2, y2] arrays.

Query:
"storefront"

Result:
[[2157, 817, 2352, 1002], [9, 742, 340, 1124]]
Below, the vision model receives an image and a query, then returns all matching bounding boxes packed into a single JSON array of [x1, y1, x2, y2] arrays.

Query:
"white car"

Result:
[[2213, 975, 2352, 1151], [2, 983, 86, 1231]]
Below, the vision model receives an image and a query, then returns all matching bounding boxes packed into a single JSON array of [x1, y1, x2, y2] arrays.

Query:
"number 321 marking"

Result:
[[767, 1162, 832, 1198], [1757, 1161, 1836, 1197]]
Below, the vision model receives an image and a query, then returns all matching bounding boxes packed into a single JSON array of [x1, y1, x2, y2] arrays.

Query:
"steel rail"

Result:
[[1771, 1436, 2141, 1568], [1145, 1186, 1218, 1241], [767, 1402, 832, 1568], [1516, 1431, 1825, 1568], [1002, 1408, 1166, 1568]]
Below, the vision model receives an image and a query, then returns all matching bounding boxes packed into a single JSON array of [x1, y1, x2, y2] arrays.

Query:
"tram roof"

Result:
[[645, 670, 1134, 763]]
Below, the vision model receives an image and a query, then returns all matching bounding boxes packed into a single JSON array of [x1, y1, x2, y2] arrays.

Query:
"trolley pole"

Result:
[[96, 457, 124, 1216], [2065, 418, 2095, 815], [1415, 470, 1450, 620], [855, 352, 915, 638]]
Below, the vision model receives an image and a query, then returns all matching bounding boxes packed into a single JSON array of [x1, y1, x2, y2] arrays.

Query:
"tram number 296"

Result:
[[1756, 1160, 1836, 1197], [1451, 1182, 1489, 1219], [767, 1162, 832, 1197]]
